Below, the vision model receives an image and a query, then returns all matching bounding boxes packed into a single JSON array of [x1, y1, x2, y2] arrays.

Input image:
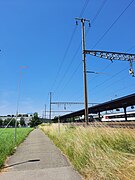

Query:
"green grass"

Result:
[[0, 128, 33, 168], [40, 124, 135, 180]]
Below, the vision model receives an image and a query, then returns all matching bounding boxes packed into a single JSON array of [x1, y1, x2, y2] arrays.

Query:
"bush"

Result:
[[29, 112, 42, 127]]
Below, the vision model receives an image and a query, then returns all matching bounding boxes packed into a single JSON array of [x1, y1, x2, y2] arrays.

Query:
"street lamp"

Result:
[[14, 66, 27, 144]]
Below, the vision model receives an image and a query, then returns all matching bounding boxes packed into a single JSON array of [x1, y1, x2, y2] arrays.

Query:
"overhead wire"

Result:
[[82, 0, 133, 90], [103, 75, 131, 97], [109, 82, 135, 96], [59, 62, 82, 96], [79, 0, 90, 18], [65, 0, 134, 103], [84, 0, 135, 101], [50, 25, 77, 91], [58, 0, 110, 100], [92, 0, 135, 49], [93, 70, 128, 95], [86, 62, 112, 83], [90, 67, 128, 92], [99, 64, 135, 98], [51, 0, 134, 108], [52, 0, 91, 93], [54, 0, 108, 94], [55, 0, 135, 115], [54, 41, 82, 92], [89, 44, 135, 97], [91, 0, 108, 25], [47, 0, 91, 114]]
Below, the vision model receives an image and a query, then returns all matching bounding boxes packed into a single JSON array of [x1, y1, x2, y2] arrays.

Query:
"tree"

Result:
[[52, 116, 58, 123], [29, 112, 42, 127], [20, 117, 26, 127], [4, 118, 11, 126], [0, 119, 3, 127], [4, 118, 19, 127]]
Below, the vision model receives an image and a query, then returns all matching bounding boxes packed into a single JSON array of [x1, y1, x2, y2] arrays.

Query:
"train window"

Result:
[[128, 113, 135, 117]]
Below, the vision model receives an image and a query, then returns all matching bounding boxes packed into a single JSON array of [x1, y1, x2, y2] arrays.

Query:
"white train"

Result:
[[101, 111, 135, 122]]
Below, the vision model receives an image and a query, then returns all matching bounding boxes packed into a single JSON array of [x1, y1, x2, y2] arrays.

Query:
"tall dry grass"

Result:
[[40, 124, 135, 180]]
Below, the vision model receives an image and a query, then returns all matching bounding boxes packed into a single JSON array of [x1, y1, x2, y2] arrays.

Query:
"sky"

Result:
[[0, 0, 135, 117]]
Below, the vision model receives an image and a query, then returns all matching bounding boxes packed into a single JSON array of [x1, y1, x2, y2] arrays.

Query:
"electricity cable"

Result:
[[92, 0, 135, 49], [54, 0, 110, 97], [50, 0, 91, 92], [91, 0, 108, 25]]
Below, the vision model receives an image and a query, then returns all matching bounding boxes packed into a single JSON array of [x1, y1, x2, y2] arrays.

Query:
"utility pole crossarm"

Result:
[[75, 18, 90, 26], [84, 50, 135, 62]]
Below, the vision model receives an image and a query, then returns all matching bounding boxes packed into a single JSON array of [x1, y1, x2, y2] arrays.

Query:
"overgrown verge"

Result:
[[40, 124, 135, 180], [0, 128, 33, 168]]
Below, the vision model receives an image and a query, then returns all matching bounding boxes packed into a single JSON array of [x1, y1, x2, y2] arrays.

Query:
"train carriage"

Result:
[[101, 111, 135, 121]]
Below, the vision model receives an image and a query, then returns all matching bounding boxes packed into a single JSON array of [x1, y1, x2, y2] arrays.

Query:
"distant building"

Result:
[[0, 114, 33, 126]]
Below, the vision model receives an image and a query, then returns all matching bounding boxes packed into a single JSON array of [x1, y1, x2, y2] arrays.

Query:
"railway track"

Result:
[[89, 121, 135, 129], [64, 121, 135, 129]]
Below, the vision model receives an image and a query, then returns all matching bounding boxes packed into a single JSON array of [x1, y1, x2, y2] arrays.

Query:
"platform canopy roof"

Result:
[[60, 93, 135, 120]]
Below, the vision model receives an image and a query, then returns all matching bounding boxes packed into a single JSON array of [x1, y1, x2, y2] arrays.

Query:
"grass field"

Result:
[[40, 124, 135, 180], [0, 128, 33, 168]]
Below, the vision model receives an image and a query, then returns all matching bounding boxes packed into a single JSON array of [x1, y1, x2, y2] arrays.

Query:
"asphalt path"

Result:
[[0, 128, 82, 180]]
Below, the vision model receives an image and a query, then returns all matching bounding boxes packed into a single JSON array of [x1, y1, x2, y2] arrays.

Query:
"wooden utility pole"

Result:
[[75, 18, 90, 125]]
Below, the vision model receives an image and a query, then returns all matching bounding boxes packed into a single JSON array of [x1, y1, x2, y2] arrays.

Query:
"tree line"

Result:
[[0, 117, 26, 127], [0, 112, 43, 128]]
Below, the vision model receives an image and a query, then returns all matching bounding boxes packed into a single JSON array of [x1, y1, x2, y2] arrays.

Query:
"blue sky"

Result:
[[0, 0, 135, 117]]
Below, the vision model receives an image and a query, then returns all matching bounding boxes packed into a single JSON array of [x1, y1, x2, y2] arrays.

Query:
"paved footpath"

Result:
[[0, 129, 82, 180]]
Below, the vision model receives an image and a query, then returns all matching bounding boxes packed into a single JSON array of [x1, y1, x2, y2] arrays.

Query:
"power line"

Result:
[[59, 62, 82, 95], [78, 67, 127, 102], [92, 0, 135, 49], [83, 1, 135, 91], [79, 0, 90, 18], [93, 65, 135, 97], [54, 42, 82, 92], [54, 0, 109, 94], [61, 0, 134, 103], [84, 0, 108, 45], [87, 45, 135, 97], [47, 0, 89, 119], [52, 0, 107, 95], [109, 82, 135, 96], [91, 0, 108, 25], [50, 0, 91, 92], [54, 25, 91, 93], [96, 73, 128, 95], [50, 26, 77, 91], [90, 66, 128, 91], [57, 0, 135, 105], [76, 61, 114, 101]]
